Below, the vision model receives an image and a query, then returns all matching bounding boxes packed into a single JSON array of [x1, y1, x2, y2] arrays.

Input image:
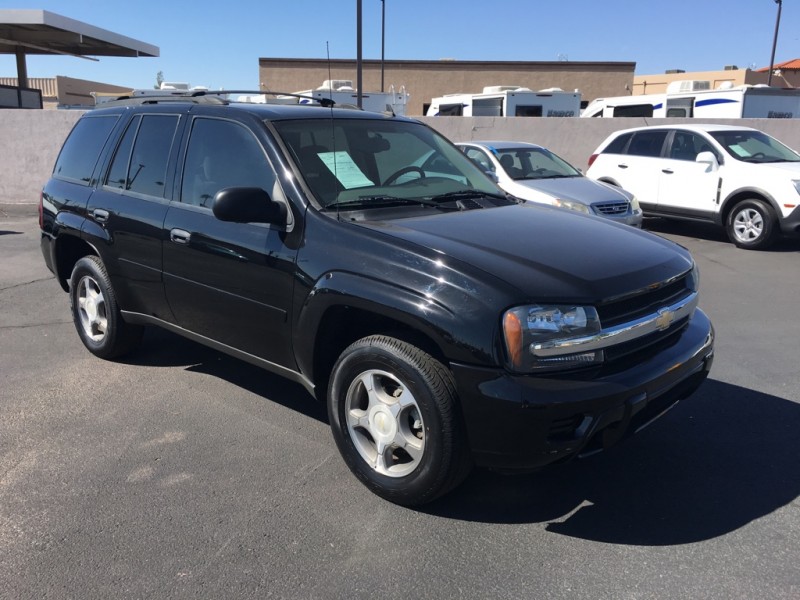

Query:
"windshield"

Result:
[[494, 147, 582, 180], [271, 118, 507, 211], [709, 130, 800, 163]]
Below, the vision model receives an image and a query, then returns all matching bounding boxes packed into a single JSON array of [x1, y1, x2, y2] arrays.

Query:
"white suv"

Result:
[[586, 124, 800, 249]]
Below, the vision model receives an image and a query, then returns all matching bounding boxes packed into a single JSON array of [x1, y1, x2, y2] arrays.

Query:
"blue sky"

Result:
[[2, 0, 797, 90]]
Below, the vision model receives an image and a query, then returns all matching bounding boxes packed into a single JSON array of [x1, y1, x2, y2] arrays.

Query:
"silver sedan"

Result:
[[457, 141, 643, 227]]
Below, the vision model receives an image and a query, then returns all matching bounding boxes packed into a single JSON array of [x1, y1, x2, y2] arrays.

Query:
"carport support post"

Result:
[[15, 46, 28, 88], [356, 0, 363, 108], [767, 0, 783, 87]]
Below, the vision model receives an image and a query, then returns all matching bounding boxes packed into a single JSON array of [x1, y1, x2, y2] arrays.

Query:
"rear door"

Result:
[[162, 112, 298, 367], [656, 130, 721, 218], [87, 109, 184, 321], [602, 129, 669, 210]]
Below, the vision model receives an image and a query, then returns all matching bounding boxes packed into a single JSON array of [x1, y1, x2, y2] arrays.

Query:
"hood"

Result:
[[736, 160, 800, 177], [511, 176, 632, 205], [358, 203, 692, 303]]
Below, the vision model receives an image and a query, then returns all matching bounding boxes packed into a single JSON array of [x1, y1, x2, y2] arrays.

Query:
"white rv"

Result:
[[426, 86, 581, 117], [582, 80, 800, 118], [291, 80, 410, 116]]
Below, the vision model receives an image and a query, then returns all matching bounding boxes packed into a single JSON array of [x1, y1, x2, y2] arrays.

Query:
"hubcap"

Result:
[[344, 369, 425, 478], [76, 275, 108, 342], [733, 208, 764, 243]]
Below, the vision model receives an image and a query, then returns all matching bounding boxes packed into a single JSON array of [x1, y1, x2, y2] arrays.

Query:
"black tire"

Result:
[[69, 255, 143, 359], [327, 335, 472, 506], [726, 199, 777, 250]]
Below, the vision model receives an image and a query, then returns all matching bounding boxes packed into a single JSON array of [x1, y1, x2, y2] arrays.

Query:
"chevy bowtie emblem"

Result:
[[656, 307, 675, 331]]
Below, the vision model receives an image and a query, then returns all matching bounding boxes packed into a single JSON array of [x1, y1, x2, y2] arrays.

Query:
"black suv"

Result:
[[40, 95, 714, 505]]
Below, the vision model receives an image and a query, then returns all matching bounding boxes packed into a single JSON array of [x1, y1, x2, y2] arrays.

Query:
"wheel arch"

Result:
[[54, 233, 99, 292], [719, 188, 779, 227]]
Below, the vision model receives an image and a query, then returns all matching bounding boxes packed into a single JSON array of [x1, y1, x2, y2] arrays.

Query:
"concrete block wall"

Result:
[[3, 109, 800, 211]]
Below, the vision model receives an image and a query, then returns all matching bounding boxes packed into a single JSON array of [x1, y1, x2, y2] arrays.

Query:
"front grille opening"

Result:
[[593, 201, 629, 216], [598, 275, 690, 327]]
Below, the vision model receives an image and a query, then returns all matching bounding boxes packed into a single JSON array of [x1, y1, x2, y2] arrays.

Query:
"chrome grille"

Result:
[[593, 201, 629, 216]]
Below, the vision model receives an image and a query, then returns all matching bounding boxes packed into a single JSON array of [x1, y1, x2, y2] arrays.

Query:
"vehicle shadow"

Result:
[[644, 217, 800, 252], [424, 379, 800, 545], [121, 327, 327, 424]]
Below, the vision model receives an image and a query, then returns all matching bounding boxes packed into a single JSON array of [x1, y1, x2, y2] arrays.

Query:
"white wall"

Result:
[[3, 110, 800, 208]]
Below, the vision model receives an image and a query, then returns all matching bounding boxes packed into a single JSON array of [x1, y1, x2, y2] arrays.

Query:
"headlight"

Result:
[[552, 199, 590, 214], [630, 195, 641, 212], [502, 304, 603, 372], [792, 180, 800, 195]]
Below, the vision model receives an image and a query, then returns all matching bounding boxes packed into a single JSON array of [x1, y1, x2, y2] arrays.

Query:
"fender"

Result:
[[718, 187, 780, 226], [292, 269, 502, 381]]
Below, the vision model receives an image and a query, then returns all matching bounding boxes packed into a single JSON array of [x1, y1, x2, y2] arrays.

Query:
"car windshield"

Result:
[[494, 147, 582, 180], [709, 130, 800, 163], [271, 118, 508, 212]]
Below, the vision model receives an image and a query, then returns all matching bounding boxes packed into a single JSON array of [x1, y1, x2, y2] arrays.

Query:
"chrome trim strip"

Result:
[[532, 292, 698, 358]]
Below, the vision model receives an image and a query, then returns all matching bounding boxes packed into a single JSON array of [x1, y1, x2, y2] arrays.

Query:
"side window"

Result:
[[668, 131, 709, 161], [603, 133, 632, 154], [627, 131, 668, 158], [53, 115, 118, 184], [181, 118, 277, 208], [465, 148, 494, 172], [612, 104, 654, 118], [105, 114, 179, 197]]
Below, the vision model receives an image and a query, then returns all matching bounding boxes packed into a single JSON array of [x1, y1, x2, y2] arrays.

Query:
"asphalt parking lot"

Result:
[[1, 208, 798, 599]]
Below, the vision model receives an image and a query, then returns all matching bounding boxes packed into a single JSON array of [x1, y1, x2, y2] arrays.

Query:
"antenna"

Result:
[[326, 41, 340, 221]]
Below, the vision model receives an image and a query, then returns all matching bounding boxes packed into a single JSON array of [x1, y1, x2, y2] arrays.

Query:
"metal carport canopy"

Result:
[[0, 9, 159, 87]]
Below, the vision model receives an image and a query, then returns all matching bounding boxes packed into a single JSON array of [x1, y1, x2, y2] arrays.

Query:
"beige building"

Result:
[[0, 75, 132, 108], [632, 66, 777, 96], [258, 58, 636, 116]]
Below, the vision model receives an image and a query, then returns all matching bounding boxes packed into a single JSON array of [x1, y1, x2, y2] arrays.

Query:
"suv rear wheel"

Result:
[[69, 256, 143, 359], [327, 335, 471, 505], [726, 199, 777, 250]]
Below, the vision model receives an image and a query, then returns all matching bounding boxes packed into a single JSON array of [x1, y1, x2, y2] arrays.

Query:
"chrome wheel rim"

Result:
[[76, 275, 108, 342], [344, 369, 425, 478], [733, 208, 764, 243]]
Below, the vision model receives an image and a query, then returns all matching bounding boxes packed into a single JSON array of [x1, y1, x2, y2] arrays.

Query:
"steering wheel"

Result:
[[383, 166, 425, 185]]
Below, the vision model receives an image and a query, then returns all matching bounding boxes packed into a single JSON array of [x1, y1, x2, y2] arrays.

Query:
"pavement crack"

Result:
[[0, 321, 71, 330], [0, 276, 55, 292]]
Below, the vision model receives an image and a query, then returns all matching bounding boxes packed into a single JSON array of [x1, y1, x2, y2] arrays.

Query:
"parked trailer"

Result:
[[426, 86, 581, 117], [582, 80, 800, 118], [290, 80, 409, 116]]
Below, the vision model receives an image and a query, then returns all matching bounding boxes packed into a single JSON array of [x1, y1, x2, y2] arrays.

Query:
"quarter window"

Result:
[[54, 115, 118, 184]]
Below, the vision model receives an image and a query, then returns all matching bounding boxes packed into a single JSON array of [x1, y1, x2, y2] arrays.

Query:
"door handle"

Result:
[[662, 169, 674, 174], [91, 208, 109, 223], [617, 164, 628, 169], [170, 228, 191, 244]]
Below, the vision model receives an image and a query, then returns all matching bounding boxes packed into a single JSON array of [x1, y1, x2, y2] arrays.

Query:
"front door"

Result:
[[657, 130, 721, 219], [162, 115, 298, 368]]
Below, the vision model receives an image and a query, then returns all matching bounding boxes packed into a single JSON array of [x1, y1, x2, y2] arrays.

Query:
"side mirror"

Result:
[[212, 187, 287, 224], [695, 151, 719, 171]]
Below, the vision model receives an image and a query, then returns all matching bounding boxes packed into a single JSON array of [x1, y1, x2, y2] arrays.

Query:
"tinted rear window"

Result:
[[53, 115, 118, 184], [604, 133, 632, 154], [626, 131, 668, 157]]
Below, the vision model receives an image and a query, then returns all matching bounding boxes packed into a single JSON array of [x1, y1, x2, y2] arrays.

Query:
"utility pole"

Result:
[[767, 0, 783, 86], [356, 0, 363, 108]]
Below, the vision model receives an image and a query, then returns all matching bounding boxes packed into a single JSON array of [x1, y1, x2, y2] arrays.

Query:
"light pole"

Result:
[[380, 0, 385, 92], [767, 0, 783, 86]]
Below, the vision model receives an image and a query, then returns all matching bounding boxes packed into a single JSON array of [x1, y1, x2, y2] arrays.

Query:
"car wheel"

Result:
[[726, 199, 777, 250], [69, 255, 143, 359], [327, 335, 471, 505]]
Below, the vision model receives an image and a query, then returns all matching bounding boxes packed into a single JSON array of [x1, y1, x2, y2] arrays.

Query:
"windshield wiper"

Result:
[[323, 195, 459, 211], [427, 190, 508, 202]]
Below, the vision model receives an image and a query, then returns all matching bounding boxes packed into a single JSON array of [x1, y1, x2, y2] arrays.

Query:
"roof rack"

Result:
[[98, 89, 338, 108]]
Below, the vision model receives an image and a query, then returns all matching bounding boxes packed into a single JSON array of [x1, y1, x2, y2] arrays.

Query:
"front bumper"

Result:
[[451, 308, 714, 471], [778, 205, 800, 236]]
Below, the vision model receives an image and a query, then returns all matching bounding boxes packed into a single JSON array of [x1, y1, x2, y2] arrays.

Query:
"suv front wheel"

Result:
[[69, 256, 143, 359], [327, 335, 471, 505], [726, 199, 777, 250]]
